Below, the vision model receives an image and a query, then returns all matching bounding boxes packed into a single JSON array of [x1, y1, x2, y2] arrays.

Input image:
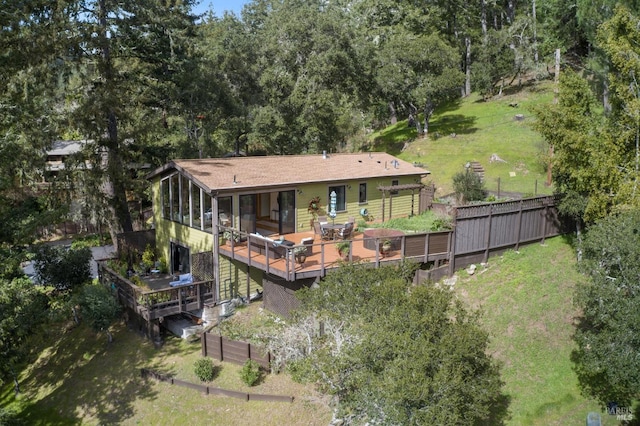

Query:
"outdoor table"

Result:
[[272, 239, 295, 257], [321, 223, 344, 239]]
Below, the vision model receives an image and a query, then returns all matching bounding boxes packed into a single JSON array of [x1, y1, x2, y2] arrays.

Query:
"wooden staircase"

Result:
[[469, 161, 485, 181]]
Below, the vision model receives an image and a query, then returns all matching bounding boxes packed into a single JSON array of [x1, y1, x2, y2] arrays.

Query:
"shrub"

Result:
[[453, 170, 486, 203], [141, 244, 155, 271], [158, 256, 168, 274], [240, 359, 261, 386], [194, 357, 217, 382]]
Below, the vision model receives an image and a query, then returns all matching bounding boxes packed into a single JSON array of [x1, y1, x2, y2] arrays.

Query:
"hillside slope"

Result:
[[454, 237, 613, 425], [371, 81, 556, 197]]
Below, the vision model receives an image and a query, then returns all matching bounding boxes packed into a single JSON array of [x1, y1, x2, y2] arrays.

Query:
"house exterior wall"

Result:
[[218, 256, 262, 299], [151, 166, 422, 301], [151, 178, 213, 267], [295, 176, 421, 231]]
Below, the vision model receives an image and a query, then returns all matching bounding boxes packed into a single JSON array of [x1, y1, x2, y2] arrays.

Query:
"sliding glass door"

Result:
[[278, 190, 295, 235]]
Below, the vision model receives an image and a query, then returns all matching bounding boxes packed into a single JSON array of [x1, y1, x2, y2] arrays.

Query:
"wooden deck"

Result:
[[219, 229, 451, 281]]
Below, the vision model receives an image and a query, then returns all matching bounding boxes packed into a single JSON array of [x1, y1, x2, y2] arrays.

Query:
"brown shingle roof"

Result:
[[148, 152, 429, 193]]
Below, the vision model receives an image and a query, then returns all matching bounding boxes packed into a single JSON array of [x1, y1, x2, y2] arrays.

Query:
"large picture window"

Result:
[[170, 175, 180, 221], [180, 176, 190, 224], [328, 185, 346, 212], [161, 178, 170, 219], [191, 183, 202, 228]]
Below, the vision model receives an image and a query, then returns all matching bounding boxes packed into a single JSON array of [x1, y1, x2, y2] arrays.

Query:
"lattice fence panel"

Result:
[[192, 251, 214, 282]]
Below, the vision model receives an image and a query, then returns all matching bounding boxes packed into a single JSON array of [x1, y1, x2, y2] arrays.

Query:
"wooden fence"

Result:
[[140, 368, 293, 403], [449, 194, 563, 273], [201, 333, 273, 372]]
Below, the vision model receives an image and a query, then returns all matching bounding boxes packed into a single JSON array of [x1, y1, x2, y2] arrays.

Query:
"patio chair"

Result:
[[219, 212, 230, 227], [314, 221, 331, 240], [337, 222, 354, 240], [317, 215, 328, 224]]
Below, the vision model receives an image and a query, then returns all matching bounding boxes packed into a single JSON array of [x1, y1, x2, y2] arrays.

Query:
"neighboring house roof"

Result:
[[147, 152, 430, 193], [47, 140, 88, 156]]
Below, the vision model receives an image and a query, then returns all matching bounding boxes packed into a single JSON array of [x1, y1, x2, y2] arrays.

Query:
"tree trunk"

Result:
[[388, 101, 397, 125], [481, 0, 487, 39], [422, 100, 434, 136], [99, 0, 134, 250], [507, 0, 515, 24], [409, 102, 421, 134], [465, 37, 471, 97], [12, 370, 20, 395], [107, 329, 114, 344], [532, 0, 538, 64]]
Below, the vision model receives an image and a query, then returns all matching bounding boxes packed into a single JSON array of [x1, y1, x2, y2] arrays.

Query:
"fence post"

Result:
[[483, 204, 493, 263], [201, 332, 207, 357], [497, 177, 501, 198]]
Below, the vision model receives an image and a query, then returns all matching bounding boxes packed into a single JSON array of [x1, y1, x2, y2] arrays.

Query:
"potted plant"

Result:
[[141, 244, 155, 274], [223, 230, 241, 245], [380, 239, 392, 257], [293, 246, 308, 264], [308, 196, 322, 226], [335, 241, 350, 260]]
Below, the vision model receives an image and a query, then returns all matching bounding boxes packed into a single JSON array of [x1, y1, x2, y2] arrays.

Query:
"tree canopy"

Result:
[[572, 210, 640, 407], [269, 263, 506, 424]]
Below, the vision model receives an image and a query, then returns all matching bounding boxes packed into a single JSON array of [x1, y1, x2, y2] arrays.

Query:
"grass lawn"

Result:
[[454, 236, 617, 425], [0, 237, 625, 425], [1, 320, 331, 425], [370, 80, 556, 197]]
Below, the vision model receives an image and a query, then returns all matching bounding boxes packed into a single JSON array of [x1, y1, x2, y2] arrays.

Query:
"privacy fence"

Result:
[[416, 195, 565, 282], [201, 333, 273, 372], [450, 194, 564, 273]]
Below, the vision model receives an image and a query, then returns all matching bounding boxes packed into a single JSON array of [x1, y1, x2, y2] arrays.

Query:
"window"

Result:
[[328, 185, 346, 212], [170, 175, 180, 221], [218, 196, 232, 227], [359, 183, 367, 204], [191, 183, 202, 228], [161, 178, 170, 219], [203, 194, 212, 229], [390, 179, 399, 195], [180, 176, 190, 224]]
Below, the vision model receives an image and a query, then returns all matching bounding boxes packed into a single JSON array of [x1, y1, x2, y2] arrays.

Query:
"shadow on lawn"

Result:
[[430, 114, 478, 137], [478, 392, 512, 426], [16, 322, 161, 425]]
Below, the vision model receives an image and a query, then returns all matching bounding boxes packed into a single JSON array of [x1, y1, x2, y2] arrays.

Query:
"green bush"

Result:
[[453, 170, 486, 203], [194, 357, 217, 382], [240, 359, 261, 386]]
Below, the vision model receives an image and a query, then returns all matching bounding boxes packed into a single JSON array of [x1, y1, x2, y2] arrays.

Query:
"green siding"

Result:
[[151, 170, 421, 299], [295, 176, 421, 230], [218, 256, 262, 299]]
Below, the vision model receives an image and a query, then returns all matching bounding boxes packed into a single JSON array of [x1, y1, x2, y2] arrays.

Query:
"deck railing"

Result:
[[97, 261, 215, 320], [217, 226, 452, 281]]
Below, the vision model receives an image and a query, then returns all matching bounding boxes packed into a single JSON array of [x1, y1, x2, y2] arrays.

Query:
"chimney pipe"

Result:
[[322, 150, 327, 159]]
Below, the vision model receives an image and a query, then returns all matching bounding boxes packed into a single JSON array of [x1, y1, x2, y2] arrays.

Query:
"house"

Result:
[[146, 152, 430, 314]]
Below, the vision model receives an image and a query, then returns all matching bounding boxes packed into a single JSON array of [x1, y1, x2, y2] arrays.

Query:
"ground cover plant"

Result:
[[356, 209, 452, 232], [371, 81, 556, 197], [454, 236, 617, 425]]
